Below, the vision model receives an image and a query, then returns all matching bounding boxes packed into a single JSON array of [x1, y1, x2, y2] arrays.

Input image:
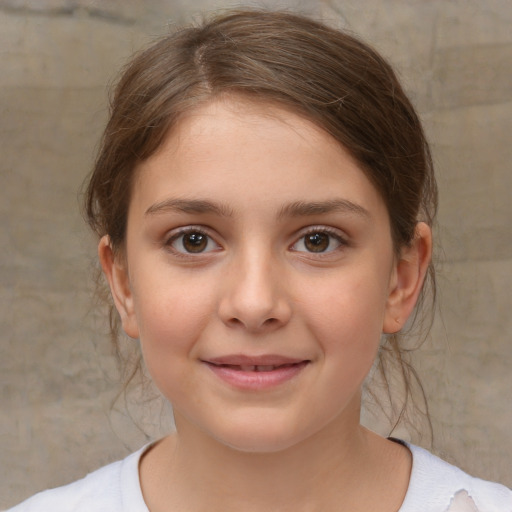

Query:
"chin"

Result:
[[217, 432, 302, 454], [207, 414, 313, 454]]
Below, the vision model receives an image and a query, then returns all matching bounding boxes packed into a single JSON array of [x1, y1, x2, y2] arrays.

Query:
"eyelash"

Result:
[[163, 225, 348, 258], [291, 226, 348, 255], [164, 226, 220, 257]]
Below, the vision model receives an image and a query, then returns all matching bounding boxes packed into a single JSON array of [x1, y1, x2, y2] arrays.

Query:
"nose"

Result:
[[217, 249, 292, 333]]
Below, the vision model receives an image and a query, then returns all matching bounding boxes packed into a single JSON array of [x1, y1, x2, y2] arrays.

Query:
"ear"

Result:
[[98, 235, 140, 339], [383, 222, 432, 334]]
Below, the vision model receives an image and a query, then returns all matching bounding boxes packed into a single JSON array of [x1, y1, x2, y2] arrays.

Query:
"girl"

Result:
[[9, 9, 511, 512]]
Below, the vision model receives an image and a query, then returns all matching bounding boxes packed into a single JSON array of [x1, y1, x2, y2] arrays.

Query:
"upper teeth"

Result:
[[240, 365, 278, 372]]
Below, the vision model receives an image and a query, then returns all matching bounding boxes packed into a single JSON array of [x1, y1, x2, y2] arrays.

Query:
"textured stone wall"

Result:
[[1, 0, 511, 507]]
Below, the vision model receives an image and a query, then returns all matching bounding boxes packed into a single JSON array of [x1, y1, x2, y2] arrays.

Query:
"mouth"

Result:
[[208, 362, 305, 372], [202, 356, 310, 390]]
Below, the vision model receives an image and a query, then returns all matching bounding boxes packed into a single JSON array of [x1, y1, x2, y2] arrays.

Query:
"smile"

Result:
[[211, 363, 300, 372], [203, 356, 310, 390]]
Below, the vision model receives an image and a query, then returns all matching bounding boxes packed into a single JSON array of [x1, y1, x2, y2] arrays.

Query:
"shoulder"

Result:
[[6, 446, 149, 512], [400, 443, 512, 512]]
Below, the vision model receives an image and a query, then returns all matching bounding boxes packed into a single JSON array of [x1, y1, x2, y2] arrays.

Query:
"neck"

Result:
[[139, 407, 411, 512]]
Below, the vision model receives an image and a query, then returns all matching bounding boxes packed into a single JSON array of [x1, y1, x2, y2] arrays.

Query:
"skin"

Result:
[[100, 97, 432, 512]]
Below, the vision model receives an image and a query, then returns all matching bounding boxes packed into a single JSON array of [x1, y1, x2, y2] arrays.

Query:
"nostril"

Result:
[[226, 316, 279, 330]]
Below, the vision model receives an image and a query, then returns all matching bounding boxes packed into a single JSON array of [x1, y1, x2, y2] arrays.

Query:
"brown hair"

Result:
[[85, 9, 437, 437]]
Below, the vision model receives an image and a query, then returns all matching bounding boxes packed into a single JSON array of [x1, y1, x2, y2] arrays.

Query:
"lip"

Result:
[[202, 354, 310, 390]]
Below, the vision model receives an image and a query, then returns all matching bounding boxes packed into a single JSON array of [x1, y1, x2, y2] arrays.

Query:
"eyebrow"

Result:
[[144, 197, 370, 220], [145, 198, 234, 217], [278, 199, 370, 219]]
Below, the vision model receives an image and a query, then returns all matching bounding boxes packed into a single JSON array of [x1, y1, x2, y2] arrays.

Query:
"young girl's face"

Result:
[[102, 98, 422, 453]]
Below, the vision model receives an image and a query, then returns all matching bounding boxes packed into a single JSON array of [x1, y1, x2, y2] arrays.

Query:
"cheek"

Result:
[[131, 274, 216, 358], [306, 269, 389, 323], [300, 270, 389, 360], [131, 281, 216, 402]]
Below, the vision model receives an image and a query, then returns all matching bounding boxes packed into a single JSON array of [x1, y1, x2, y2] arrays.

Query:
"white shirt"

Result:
[[7, 443, 512, 511]]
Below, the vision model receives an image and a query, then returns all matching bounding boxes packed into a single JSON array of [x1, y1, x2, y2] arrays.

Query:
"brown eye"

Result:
[[292, 230, 344, 254], [170, 230, 219, 254], [305, 233, 330, 252], [183, 232, 207, 253]]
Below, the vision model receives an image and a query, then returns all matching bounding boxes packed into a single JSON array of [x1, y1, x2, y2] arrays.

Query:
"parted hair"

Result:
[[85, 9, 438, 436]]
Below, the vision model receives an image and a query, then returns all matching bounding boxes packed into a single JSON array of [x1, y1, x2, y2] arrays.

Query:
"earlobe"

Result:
[[383, 222, 432, 334], [98, 235, 140, 339]]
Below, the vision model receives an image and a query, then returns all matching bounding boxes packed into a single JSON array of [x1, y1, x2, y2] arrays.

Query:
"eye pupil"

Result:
[[183, 232, 207, 253], [305, 233, 329, 252]]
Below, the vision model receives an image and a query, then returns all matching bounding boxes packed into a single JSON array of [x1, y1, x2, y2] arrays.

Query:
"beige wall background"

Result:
[[1, 0, 511, 507]]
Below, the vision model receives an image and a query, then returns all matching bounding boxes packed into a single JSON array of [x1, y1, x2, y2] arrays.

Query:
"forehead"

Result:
[[150, 96, 336, 164], [130, 97, 387, 221]]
